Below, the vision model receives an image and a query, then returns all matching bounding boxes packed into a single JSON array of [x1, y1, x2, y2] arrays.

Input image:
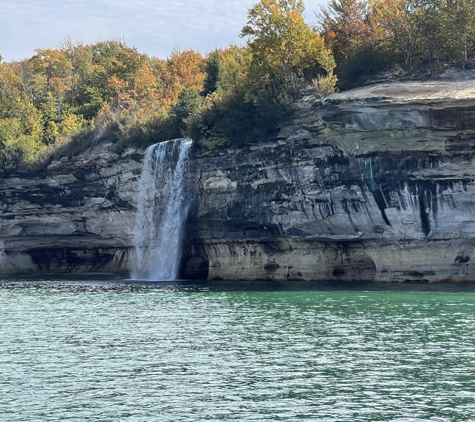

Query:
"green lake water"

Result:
[[1, 279, 475, 421]]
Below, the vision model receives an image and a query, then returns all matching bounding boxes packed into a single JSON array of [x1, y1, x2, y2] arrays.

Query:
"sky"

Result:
[[0, 0, 326, 62]]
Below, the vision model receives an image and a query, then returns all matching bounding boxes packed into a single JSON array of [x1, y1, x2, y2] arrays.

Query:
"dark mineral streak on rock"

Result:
[[2, 82, 475, 282], [184, 86, 475, 282], [0, 142, 141, 274]]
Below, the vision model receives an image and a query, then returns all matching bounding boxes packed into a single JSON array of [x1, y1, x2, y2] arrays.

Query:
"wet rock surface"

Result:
[[186, 82, 475, 282], [0, 140, 141, 274], [2, 80, 475, 282]]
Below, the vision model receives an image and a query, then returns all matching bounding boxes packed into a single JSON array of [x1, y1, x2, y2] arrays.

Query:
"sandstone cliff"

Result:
[[0, 140, 141, 274], [2, 80, 475, 282]]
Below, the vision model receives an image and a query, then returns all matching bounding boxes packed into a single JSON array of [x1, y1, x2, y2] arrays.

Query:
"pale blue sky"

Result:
[[0, 0, 326, 61]]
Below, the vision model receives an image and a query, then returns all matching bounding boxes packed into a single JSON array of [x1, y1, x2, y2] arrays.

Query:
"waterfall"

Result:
[[132, 138, 192, 280]]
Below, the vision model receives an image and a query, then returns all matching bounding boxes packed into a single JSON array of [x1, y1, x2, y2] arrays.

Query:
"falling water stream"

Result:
[[132, 138, 192, 280]]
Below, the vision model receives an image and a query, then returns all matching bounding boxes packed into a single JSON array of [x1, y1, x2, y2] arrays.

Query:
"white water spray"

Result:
[[132, 138, 192, 280]]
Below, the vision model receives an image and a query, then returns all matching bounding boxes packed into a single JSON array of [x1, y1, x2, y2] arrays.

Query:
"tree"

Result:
[[241, 0, 335, 95], [442, 0, 475, 67], [0, 61, 22, 91], [159, 49, 205, 108], [371, 0, 438, 68], [312, 52, 338, 104], [169, 88, 203, 137], [202, 50, 223, 96], [0, 91, 43, 172], [30, 48, 74, 116], [318, 0, 374, 64], [317, 0, 395, 87]]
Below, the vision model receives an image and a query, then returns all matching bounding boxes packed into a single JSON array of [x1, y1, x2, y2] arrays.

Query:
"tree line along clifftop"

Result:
[[0, 0, 474, 175]]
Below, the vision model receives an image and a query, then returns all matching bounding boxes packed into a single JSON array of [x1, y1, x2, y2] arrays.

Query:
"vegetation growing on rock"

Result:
[[0, 0, 332, 173], [318, 0, 475, 88], [1, 0, 475, 174]]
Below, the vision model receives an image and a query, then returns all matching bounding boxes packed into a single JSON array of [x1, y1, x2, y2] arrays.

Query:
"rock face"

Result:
[[0, 139, 142, 274], [185, 81, 475, 282], [2, 80, 475, 282]]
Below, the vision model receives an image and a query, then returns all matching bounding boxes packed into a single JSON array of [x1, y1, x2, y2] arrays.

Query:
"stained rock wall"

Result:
[[2, 81, 475, 282], [185, 84, 475, 282], [0, 140, 142, 274]]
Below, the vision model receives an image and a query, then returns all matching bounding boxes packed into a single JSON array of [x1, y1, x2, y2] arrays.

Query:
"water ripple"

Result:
[[1, 285, 475, 420]]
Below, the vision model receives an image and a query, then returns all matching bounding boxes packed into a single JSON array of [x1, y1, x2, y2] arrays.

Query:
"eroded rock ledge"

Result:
[[2, 80, 475, 282], [186, 81, 475, 282], [0, 141, 142, 274]]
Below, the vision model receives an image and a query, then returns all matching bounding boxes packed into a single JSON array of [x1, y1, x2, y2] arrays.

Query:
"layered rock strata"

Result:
[[2, 80, 475, 282], [0, 140, 141, 274], [185, 81, 475, 282]]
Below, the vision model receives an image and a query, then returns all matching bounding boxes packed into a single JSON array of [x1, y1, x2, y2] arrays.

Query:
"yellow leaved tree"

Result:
[[241, 0, 336, 99]]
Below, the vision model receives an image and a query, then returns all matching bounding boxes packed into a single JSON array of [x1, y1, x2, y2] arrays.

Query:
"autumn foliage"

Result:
[[317, 0, 475, 87], [3, 0, 473, 174], [0, 0, 337, 173], [0, 40, 208, 173]]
